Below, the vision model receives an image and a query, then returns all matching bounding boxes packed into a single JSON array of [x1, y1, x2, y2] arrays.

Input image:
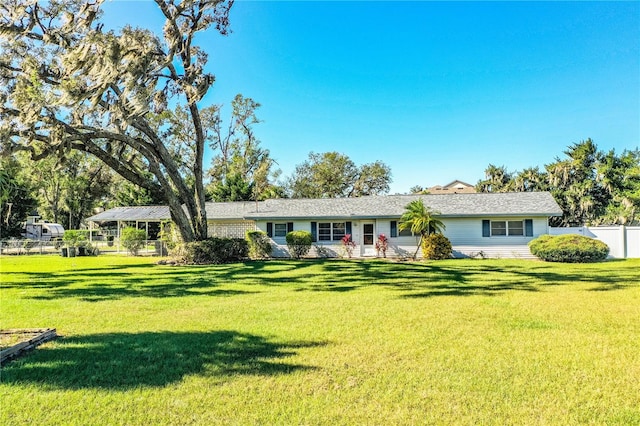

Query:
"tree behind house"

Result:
[[206, 95, 283, 202], [474, 140, 640, 226], [286, 152, 392, 198]]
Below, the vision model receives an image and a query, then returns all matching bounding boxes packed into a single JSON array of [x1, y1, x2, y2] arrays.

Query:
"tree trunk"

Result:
[[167, 197, 195, 243], [413, 235, 423, 260]]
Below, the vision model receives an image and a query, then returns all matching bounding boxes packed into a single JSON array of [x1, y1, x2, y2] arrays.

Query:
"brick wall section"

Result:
[[208, 220, 257, 239]]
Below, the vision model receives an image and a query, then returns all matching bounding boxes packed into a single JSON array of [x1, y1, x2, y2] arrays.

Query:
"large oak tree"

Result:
[[0, 0, 234, 241]]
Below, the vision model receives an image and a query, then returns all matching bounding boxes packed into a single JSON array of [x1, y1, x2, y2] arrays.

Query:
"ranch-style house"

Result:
[[87, 192, 562, 259]]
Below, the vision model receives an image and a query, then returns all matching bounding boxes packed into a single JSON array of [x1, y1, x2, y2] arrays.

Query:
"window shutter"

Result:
[[310, 222, 317, 242], [346, 221, 352, 236], [482, 220, 490, 237], [525, 219, 533, 237], [287, 222, 294, 233], [390, 221, 397, 238], [266, 222, 273, 238]]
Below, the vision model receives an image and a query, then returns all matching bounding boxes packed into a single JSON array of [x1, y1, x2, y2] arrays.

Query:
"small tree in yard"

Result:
[[285, 230, 312, 259], [399, 199, 445, 260], [63, 230, 87, 249], [121, 227, 147, 256]]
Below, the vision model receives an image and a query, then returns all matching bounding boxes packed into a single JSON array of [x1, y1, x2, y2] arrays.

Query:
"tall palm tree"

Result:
[[399, 199, 445, 259]]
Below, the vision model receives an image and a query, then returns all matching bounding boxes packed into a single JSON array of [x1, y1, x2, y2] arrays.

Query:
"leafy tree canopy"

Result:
[[206, 94, 282, 202], [0, 0, 234, 241], [286, 152, 392, 198], [474, 139, 640, 226]]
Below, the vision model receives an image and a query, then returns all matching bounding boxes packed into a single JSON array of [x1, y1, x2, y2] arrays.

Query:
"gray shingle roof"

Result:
[[86, 192, 562, 222], [245, 192, 562, 219], [205, 201, 264, 219], [86, 206, 171, 222]]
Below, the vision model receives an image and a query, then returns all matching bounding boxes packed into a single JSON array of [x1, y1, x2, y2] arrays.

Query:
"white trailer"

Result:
[[21, 215, 65, 241]]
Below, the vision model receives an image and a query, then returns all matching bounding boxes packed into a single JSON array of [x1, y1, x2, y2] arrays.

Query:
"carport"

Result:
[[85, 206, 171, 251]]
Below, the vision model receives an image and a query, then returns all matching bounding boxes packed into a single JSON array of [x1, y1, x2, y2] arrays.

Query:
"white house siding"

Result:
[[447, 217, 545, 259], [254, 217, 548, 259], [255, 220, 313, 257], [208, 220, 256, 239], [256, 219, 385, 258], [385, 217, 548, 259]]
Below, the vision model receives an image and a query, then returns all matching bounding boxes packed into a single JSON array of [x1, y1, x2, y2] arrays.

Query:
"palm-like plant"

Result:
[[399, 199, 445, 259]]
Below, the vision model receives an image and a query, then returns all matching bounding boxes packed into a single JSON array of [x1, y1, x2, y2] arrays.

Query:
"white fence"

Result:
[[549, 226, 640, 259]]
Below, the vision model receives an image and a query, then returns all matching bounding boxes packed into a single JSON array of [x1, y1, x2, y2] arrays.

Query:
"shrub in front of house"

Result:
[[375, 234, 389, 258], [183, 237, 249, 264], [246, 230, 272, 259], [340, 234, 356, 258], [121, 227, 147, 256], [421, 233, 453, 260], [285, 231, 312, 259], [528, 234, 609, 263]]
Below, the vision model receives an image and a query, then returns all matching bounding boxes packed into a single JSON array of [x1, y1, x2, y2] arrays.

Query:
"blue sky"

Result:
[[103, 1, 640, 193]]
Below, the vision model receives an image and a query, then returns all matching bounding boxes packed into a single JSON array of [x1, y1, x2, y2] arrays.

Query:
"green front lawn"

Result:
[[1, 256, 639, 425]]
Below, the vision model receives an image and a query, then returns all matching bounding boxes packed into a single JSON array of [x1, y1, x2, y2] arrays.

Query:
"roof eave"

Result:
[[244, 212, 563, 221]]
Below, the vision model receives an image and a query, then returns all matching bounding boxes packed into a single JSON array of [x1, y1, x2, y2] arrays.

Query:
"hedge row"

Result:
[[182, 238, 249, 264]]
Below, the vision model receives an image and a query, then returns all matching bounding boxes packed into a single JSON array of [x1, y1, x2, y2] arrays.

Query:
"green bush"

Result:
[[121, 227, 147, 256], [285, 230, 312, 259], [63, 230, 87, 248], [421, 233, 453, 260], [529, 234, 609, 263], [183, 238, 248, 264], [246, 231, 272, 259]]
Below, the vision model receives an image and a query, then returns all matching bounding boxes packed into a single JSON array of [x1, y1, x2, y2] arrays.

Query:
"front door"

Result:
[[361, 222, 376, 256]]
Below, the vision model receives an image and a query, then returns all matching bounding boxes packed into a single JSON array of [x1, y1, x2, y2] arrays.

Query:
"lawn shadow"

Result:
[[0, 331, 325, 390], [5, 258, 637, 301], [29, 276, 259, 302], [287, 259, 638, 297]]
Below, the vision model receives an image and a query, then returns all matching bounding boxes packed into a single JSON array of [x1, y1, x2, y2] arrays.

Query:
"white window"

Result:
[[398, 227, 413, 237], [491, 221, 507, 236], [507, 220, 524, 236], [274, 223, 287, 238], [318, 222, 346, 241], [390, 220, 414, 237], [491, 220, 524, 236]]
